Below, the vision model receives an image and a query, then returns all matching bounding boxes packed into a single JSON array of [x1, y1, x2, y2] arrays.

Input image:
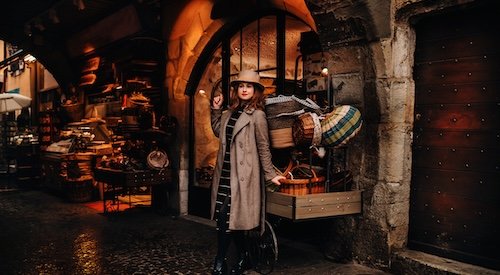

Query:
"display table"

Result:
[[41, 152, 96, 202], [94, 167, 172, 215]]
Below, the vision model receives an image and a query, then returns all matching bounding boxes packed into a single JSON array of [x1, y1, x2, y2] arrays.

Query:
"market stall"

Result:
[[39, 91, 175, 207], [264, 98, 363, 220], [34, 35, 177, 208]]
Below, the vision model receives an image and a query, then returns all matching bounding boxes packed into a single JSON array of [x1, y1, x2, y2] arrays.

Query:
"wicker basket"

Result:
[[279, 164, 325, 195], [321, 105, 362, 148], [62, 153, 95, 178], [265, 95, 302, 148], [64, 175, 93, 203], [265, 95, 322, 149], [292, 112, 322, 147]]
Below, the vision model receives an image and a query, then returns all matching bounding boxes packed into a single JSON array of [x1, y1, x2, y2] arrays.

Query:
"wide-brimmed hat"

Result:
[[230, 70, 265, 91]]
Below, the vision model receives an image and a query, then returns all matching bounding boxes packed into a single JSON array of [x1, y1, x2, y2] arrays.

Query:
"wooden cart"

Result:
[[254, 148, 363, 274], [266, 190, 362, 221]]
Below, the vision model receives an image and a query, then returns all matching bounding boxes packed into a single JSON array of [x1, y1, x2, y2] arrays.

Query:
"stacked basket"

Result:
[[61, 152, 96, 202], [275, 104, 363, 195], [265, 95, 321, 149]]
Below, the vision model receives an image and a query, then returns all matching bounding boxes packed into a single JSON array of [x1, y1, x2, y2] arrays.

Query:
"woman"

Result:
[[210, 70, 285, 275]]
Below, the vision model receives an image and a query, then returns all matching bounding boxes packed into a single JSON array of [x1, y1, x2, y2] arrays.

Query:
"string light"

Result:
[[23, 54, 37, 63]]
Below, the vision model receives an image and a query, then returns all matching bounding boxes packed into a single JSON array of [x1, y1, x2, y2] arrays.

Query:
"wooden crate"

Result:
[[266, 190, 362, 220]]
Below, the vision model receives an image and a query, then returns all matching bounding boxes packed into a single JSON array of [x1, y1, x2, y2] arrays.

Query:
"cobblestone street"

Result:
[[0, 187, 389, 274]]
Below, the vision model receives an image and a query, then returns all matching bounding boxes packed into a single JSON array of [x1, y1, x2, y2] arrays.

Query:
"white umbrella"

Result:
[[0, 93, 32, 114]]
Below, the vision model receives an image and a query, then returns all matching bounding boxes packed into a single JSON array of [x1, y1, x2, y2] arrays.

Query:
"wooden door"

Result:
[[410, 3, 500, 270]]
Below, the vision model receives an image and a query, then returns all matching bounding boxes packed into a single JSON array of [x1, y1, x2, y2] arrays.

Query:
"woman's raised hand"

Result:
[[212, 94, 224, 109]]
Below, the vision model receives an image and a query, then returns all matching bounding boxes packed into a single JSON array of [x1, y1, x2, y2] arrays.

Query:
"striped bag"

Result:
[[320, 105, 362, 147]]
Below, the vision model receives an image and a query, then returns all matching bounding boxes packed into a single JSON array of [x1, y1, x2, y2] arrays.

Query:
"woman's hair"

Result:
[[228, 82, 266, 111]]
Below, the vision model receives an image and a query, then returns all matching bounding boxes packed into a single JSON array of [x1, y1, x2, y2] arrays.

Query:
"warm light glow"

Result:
[[82, 44, 96, 54], [169, 0, 213, 41], [73, 231, 99, 273], [23, 54, 37, 63], [321, 67, 329, 76], [198, 89, 206, 95]]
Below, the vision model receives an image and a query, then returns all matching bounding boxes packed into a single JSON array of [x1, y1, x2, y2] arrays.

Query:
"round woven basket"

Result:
[[292, 112, 322, 147], [64, 175, 93, 203], [265, 96, 302, 149], [269, 128, 295, 149], [265, 98, 302, 130], [279, 164, 325, 195], [321, 105, 362, 148]]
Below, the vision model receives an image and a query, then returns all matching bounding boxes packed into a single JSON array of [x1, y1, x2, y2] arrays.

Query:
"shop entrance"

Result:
[[410, 3, 500, 269], [188, 13, 313, 218]]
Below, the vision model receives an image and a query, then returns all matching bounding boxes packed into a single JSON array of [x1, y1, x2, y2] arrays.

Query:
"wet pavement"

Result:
[[0, 185, 390, 275]]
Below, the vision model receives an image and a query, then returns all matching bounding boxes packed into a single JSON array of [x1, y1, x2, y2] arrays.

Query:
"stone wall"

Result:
[[305, 0, 476, 270], [162, 0, 223, 215]]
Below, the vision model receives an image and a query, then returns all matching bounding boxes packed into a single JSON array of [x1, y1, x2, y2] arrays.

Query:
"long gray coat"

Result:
[[210, 107, 278, 231]]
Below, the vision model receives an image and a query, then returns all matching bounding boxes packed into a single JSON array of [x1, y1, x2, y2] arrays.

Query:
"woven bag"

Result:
[[265, 95, 302, 148], [321, 105, 362, 148], [265, 95, 303, 129], [279, 164, 325, 195]]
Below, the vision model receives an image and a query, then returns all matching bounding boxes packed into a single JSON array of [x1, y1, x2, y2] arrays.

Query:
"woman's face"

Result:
[[237, 82, 255, 101]]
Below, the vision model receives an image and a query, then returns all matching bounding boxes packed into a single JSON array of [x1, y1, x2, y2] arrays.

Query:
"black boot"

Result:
[[212, 258, 227, 275], [230, 231, 250, 275], [229, 252, 249, 275]]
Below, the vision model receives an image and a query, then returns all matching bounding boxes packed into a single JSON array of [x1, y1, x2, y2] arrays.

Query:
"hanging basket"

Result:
[[321, 105, 362, 148]]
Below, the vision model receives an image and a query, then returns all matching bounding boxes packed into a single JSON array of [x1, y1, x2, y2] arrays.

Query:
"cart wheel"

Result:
[[247, 220, 278, 275]]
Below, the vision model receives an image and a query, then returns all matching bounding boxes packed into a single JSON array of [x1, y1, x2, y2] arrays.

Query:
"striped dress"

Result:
[[214, 107, 244, 233]]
